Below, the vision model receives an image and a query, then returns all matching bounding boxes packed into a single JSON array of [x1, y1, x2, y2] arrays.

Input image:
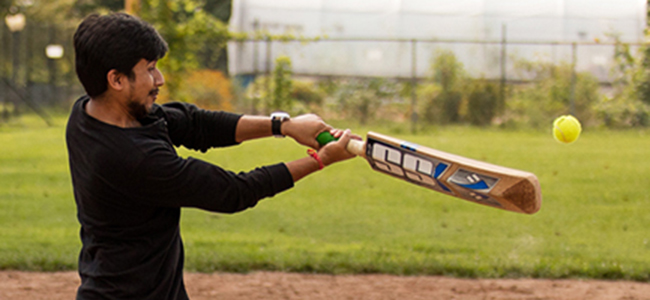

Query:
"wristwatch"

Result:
[[270, 112, 290, 138]]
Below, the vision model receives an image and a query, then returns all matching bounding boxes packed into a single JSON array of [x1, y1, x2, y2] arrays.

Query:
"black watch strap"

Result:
[[270, 112, 290, 137], [271, 117, 283, 136]]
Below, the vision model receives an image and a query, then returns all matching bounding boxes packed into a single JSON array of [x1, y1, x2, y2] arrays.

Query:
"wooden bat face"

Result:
[[362, 132, 541, 214]]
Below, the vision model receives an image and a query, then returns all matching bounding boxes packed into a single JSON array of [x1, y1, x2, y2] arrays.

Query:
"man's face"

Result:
[[125, 59, 164, 119]]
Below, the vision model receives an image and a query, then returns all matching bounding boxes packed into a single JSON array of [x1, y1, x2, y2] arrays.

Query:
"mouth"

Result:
[[149, 89, 159, 100]]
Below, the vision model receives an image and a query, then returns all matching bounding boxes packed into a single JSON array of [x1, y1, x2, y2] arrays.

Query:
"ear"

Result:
[[106, 69, 127, 91]]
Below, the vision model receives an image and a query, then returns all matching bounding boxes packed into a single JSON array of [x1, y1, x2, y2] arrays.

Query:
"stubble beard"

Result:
[[127, 99, 148, 120], [126, 88, 159, 120]]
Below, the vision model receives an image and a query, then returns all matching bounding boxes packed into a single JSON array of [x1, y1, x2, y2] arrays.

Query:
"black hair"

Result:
[[73, 13, 168, 97]]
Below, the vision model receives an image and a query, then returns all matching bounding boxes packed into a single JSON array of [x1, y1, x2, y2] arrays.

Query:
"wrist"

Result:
[[307, 149, 324, 170], [317, 150, 334, 167], [280, 119, 291, 137]]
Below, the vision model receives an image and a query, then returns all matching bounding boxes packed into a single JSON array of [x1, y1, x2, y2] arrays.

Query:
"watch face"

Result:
[[271, 112, 290, 120]]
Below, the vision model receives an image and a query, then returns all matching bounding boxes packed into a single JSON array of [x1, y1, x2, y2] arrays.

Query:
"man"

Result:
[[66, 13, 355, 300]]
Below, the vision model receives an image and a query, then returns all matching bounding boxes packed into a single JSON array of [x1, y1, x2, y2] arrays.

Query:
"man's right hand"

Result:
[[284, 129, 358, 183], [317, 129, 358, 166]]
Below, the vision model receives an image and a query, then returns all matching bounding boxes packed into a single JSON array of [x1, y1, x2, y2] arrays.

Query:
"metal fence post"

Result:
[[410, 38, 418, 133], [1, 21, 6, 121], [23, 21, 35, 116], [500, 23, 507, 114], [265, 37, 271, 114], [570, 42, 577, 116], [11, 28, 21, 116], [251, 19, 259, 114], [47, 24, 58, 106]]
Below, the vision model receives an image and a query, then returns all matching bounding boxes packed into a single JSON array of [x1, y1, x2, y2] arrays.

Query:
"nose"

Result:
[[154, 68, 165, 87]]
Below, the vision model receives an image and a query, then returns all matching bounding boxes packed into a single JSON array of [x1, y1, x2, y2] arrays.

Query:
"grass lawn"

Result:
[[1, 114, 649, 280]]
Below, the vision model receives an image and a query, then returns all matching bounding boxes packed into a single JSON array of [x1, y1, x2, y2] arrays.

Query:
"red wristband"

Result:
[[307, 149, 324, 170]]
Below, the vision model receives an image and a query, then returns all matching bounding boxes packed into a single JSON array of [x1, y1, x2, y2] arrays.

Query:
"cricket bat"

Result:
[[317, 131, 542, 214]]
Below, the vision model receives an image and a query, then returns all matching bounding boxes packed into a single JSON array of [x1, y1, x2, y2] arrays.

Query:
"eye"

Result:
[[148, 61, 158, 72]]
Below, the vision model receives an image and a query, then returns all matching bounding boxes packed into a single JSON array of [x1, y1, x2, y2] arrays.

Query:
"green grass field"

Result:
[[1, 114, 649, 280]]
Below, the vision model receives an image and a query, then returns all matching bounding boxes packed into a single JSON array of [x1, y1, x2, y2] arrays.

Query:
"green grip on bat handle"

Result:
[[316, 131, 338, 146], [316, 132, 366, 157]]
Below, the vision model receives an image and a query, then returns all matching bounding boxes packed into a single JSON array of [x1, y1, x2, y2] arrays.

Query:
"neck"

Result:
[[85, 94, 141, 128]]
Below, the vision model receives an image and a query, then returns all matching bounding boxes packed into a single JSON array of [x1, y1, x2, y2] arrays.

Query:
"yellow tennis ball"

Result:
[[553, 115, 582, 144]]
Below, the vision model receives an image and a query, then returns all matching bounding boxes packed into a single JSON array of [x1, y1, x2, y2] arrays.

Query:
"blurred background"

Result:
[[2, 1, 650, 279], [0, 0, 648, 130]]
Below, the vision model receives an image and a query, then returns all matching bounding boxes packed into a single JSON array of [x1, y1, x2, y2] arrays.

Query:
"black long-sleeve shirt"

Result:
[[66, 96, 294, 299]]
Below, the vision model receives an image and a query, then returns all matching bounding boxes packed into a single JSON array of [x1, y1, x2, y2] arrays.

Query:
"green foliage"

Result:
[[290, 80, 325, 115], [316, 77, 339, 98], [466, 79, 500, 126], [244, 57, 325, 115], [0, 1, 80, 106], [203, 0, 231, 23], [594, 37, 650, 128], [71, 0, 123, 17], [291, 80, 324, 106], [506, 59, 599, 128], [416, 83, 441, 122], [244, 56, 325, 115], [229, 30, 325, 43], [335, 78, 399, 125], [139, 0, 230, 101], [244, 75, 268, 114], [269, 55, 293, 112], [420, 50, 500, 126], [429, 91, 463, 124], [636, 38, 650, 105], [431, 49, 466, 92], [596, 96, 650, 127], [0, 0, 12, 12], [166, 69, 233, 111], [422, 49, 468, 125]]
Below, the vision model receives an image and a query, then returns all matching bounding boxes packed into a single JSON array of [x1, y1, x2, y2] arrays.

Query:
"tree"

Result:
[[336, 78, 397, 125], [138, 0, 230, 101], [201, 0, 231, 73], [466, 79, 499, 126], [636, 0, 650, 105], [270, 56, 293, 112], [424, 50, 466, 124], [72, 0, 123, 17]]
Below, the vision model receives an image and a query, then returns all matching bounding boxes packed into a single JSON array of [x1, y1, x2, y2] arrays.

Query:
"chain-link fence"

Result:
[[0, 16, 645, 128], [228, 37, 642, 119], [0, 19, 79, 123], [230, 36, 641, 83]]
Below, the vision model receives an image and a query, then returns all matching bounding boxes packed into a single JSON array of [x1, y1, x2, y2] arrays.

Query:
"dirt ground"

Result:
[[1, 271, 650, 300]]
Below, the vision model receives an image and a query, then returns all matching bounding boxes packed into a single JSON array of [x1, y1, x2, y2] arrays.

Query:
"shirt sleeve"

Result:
[[125, 145, 295, 212], [158, 102, 243, 152]]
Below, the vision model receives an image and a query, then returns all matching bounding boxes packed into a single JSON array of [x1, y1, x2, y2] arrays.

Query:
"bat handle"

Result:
[[316, 132, 366, 157]]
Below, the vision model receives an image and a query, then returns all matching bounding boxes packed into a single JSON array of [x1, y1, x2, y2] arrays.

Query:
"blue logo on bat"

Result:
[[433, 163, 452, 192]]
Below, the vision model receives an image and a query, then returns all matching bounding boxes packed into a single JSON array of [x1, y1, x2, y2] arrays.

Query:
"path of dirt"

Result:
[[1, 271, 649, 300]]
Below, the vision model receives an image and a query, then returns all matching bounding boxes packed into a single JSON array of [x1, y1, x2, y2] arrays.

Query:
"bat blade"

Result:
[[361, 132, 541, 214]]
